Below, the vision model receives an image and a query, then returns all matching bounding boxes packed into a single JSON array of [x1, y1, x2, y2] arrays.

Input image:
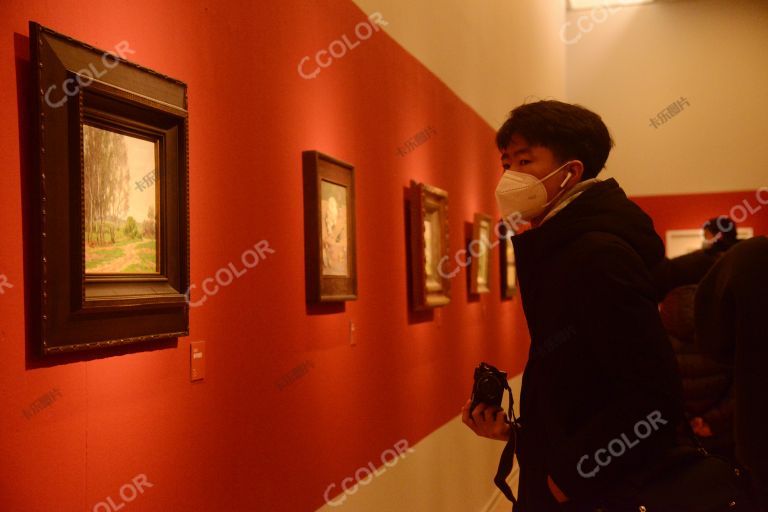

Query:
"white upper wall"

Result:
[[350, 0, 768, 196], [351, 0, 567, 129], [566, 0, 768, 196]]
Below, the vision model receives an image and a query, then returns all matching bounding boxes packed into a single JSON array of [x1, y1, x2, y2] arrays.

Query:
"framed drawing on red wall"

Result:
[[302, 151, 358, 303], [409, 181, 450, 310], [30, 22, 190, 354], [470, 213, 492, 295]]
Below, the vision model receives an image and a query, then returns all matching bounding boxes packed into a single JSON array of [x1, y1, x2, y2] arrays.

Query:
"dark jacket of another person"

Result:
[[659, 285, 734, 458], [695, 236, 768, 505], [652, 237, 739, 299], [512, 178, 684, 511]]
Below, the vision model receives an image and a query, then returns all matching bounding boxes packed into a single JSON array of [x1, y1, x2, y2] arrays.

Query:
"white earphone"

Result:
[[559, 171, 574, 189]]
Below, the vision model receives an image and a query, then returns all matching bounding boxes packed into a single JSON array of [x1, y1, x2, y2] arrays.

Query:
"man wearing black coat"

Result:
[[659, 285, 734, 458], [462, 101, 685, 510], [695, 236, 768, 507], [652, 216, 740, 299]]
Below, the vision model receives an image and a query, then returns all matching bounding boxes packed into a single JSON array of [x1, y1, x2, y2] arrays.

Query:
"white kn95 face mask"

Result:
[[495, 161, 574, 223]]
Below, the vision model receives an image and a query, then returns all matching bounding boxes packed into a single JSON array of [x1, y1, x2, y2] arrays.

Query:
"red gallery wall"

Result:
[[0, 1, 529, 510]]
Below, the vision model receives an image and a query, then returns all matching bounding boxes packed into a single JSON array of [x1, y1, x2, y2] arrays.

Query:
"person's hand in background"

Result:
[[691, 416, 714, 437]]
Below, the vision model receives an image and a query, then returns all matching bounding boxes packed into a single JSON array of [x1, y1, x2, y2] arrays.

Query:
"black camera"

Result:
[[470, 362, 510, 413], [470, 363, 520, 507]]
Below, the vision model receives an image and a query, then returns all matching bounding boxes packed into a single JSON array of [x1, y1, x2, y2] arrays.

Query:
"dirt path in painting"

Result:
[[88, 240, 144, 273]]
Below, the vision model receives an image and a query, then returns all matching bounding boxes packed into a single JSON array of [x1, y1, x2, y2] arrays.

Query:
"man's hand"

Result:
[[461, 400, 511, 441]]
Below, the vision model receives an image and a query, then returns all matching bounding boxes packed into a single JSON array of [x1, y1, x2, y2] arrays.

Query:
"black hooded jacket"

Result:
[[512, 178, 685, 510]]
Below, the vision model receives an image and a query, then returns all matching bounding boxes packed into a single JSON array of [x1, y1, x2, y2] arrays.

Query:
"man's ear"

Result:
[[562, 160, 584, 187]]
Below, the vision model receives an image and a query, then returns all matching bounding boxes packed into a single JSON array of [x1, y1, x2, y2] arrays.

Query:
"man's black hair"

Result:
[[495, 100, 614, 180]]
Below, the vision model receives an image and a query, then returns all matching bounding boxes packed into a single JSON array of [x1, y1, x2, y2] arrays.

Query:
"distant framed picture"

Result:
[[409, 181, 450, 309], [665, 227, 754, 258], [470, 213, 492, 294], [30, 22, 190, 354], [499, 222, 517, 299], [302, 151, 357, 302]]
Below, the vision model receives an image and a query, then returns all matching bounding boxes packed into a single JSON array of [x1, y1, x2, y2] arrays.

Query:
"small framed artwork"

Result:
[[302, 151, 357, 302], [499, 222, 517, 299], [30, 22, 190, 354], [409, 181, 450, 309], [470, 213, 492, 294]]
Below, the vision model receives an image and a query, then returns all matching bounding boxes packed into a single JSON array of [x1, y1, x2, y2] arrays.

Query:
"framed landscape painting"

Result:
[[302, 151, 357, 302], [409, 181, 450, 310], [30, 22, 190, 354]]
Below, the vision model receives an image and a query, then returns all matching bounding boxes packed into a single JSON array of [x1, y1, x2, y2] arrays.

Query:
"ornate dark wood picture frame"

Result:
[[470, 213, 492, 295], [30, 22, 190, 354], [499, 221, 518, 299], [302, 151, 358, 303], [409, 181, 450, 310]]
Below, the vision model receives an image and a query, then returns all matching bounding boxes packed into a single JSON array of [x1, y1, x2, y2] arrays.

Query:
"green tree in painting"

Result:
[[143, 205, 156, 238], [123, 216, 140, 240], [84, 126, 130, 247]]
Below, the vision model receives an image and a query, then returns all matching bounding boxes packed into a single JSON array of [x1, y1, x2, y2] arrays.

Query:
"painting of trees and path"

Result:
[[84, 124, 158, 274]]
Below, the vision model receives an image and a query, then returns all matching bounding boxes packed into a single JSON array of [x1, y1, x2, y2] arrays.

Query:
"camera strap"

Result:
[[494, 382, 519, 510]]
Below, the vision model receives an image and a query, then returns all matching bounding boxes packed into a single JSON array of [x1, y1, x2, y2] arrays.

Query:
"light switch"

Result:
[[190, 340, 205, 381]]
